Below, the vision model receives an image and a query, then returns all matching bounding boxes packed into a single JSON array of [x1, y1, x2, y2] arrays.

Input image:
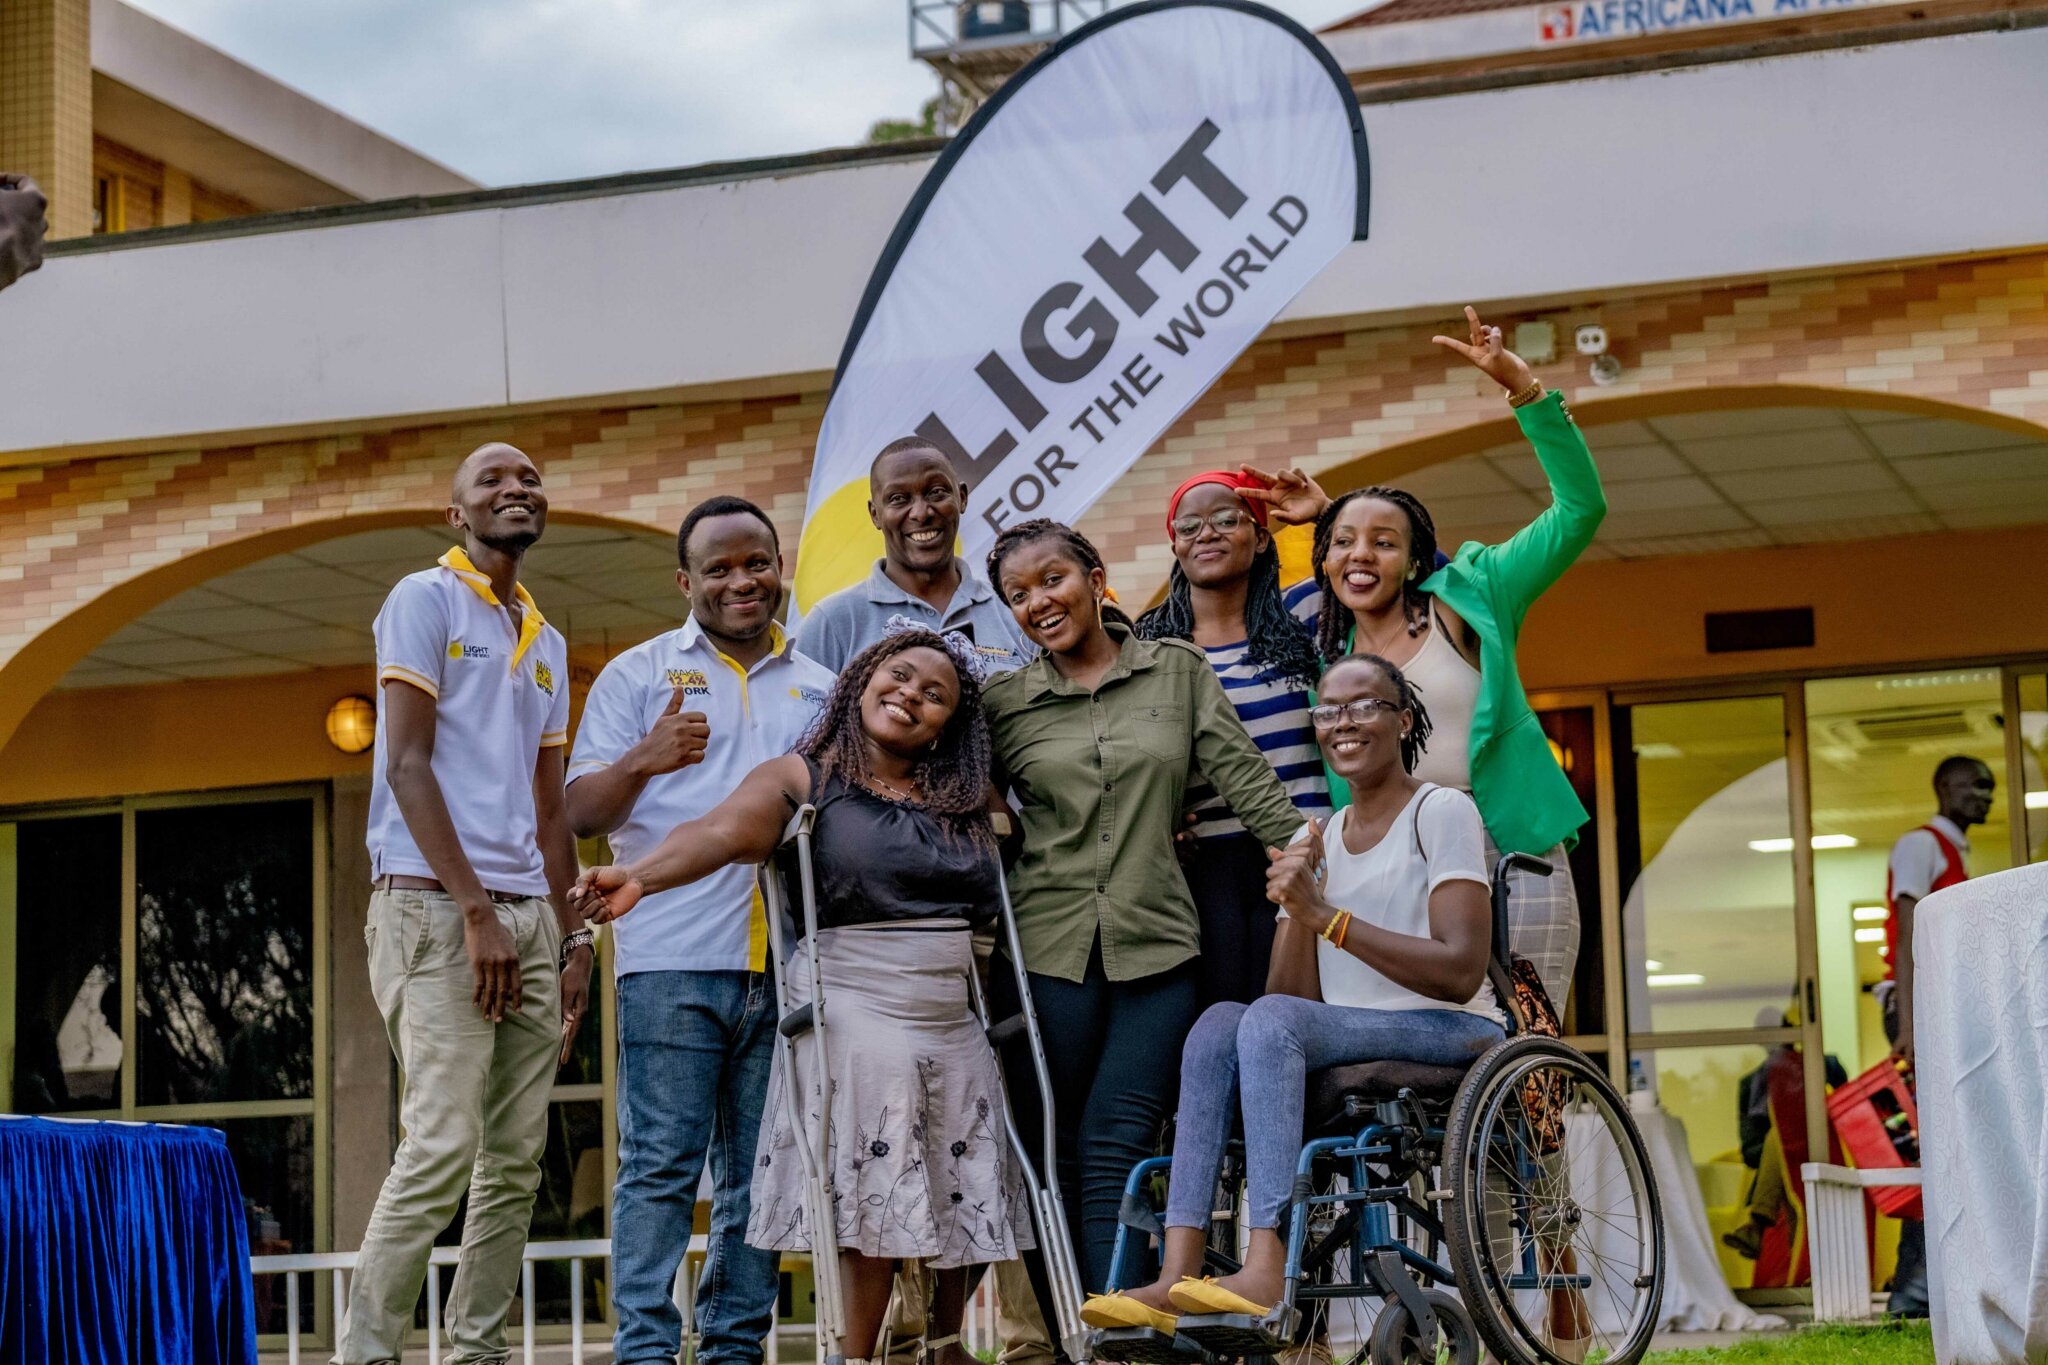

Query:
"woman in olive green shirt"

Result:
[[980, 519, 1301, 1293]]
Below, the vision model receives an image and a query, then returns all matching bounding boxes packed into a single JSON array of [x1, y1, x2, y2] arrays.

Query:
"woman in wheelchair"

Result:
[[573, 628, 1032, 1365], [1081, 652, 1505, 1331]]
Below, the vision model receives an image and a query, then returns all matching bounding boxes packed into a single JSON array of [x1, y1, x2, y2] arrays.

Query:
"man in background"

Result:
[[1878, 753, 1994, 1318]]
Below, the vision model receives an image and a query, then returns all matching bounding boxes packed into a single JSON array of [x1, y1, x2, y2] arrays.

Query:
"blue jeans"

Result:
[[613, 970, 780, 1365], [1164, 997, 1505, 1230]]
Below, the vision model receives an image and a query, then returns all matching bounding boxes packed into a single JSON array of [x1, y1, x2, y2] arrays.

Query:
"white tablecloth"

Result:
[[1917, 863, 2048, 1364], [1557, 1106, 1786, 1335]]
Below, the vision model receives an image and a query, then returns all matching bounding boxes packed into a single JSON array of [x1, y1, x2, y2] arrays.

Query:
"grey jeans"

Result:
[[335, 889, 561, 1365]]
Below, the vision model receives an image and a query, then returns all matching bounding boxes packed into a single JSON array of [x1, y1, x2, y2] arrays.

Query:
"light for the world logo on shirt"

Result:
[[446, 640, 491, 661], [666, 668, 712, 699]]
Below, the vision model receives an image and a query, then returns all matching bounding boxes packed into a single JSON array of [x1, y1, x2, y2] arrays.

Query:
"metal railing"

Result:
[[1801, 1162, 1924, 1322], [251, 1240, 1004, 1364]]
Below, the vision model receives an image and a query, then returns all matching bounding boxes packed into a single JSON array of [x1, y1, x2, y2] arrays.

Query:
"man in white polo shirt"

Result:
[[341, 442, 592, 1365], [568, 495, 831, 1365]]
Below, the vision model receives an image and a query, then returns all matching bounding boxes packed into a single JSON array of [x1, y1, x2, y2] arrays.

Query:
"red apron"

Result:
[[1884, 824, 1966, 979]]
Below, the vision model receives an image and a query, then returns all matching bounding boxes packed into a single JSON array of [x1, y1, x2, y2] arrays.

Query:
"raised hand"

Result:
[[1431, 305, 1537, 396], [1265, 819, 1331, 926], [1236, 464, 1330, 529], [573, 864, 646, 925], [634, 688, 711, 776]]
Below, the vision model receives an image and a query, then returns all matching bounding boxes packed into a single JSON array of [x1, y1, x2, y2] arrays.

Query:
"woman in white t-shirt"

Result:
[[1081, 653, 1506, 1330]]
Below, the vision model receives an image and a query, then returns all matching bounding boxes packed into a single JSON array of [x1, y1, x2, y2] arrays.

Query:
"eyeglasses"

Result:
[[1170, 508, 1251, 540], [1309, 698, 1402, 729]]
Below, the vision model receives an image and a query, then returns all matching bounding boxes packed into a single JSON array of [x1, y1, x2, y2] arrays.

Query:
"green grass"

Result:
[[1645, 1320, 1934, 1364]]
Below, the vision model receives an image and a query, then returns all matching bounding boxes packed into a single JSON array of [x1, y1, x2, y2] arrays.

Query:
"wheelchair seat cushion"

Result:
[[1307, 1059, 1469, 1126]]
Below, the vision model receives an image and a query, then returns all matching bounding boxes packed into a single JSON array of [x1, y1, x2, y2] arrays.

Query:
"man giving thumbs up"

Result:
[[566, 495, 834, 1365]]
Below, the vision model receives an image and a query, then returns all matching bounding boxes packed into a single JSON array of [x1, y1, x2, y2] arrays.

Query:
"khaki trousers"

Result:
[[335, 889, 561, 1365]]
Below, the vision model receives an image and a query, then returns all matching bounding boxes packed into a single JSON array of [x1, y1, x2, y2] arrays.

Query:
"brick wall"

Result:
[[4, 248, 2047, 740]]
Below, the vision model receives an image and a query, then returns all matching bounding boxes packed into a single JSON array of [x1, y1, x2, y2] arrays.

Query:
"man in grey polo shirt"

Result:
[[794, 436, 1032, 674]]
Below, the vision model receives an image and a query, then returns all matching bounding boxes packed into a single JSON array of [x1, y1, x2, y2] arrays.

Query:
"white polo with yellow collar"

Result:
[[366, 547, 571, 897], [568, 615, 833, 976]]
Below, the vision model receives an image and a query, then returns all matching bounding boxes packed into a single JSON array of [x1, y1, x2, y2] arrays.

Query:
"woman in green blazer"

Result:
[[1253, 306, 1607, 1015]]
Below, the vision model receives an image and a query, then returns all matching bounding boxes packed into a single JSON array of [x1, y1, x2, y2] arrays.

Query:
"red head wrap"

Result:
[[1165, 470, 1270, 542]]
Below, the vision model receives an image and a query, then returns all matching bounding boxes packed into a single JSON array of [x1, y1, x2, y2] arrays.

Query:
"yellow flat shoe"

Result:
[[1167, 1277, 1273, 1317], [1080, 1292, 1179, 1333]]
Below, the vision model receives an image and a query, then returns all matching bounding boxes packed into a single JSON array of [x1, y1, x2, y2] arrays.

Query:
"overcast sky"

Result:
[[125, 0, 1371, 187]]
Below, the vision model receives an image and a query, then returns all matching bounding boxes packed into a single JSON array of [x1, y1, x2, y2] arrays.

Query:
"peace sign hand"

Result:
[[1432, 305, 1536, 396]]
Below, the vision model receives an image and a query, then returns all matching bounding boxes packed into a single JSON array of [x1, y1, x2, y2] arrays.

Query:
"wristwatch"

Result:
[[559, 927, 595, 970]]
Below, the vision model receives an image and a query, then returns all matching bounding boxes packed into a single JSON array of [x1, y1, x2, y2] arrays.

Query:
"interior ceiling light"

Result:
[[1634, 743, 1685, 760], [1644, 960, 1664, 972], [1647, 973, 1705, 987], [1875, 671, 1997, 690], [1748, 835, 1858, 852], [1852, 906, 1888, 922], [1853, 927, 1887, 944], [2027, 791, 2048, 810]]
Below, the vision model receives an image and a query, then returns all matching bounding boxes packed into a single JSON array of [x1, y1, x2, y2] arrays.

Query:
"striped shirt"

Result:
[[1184, 638, 1332, 840]]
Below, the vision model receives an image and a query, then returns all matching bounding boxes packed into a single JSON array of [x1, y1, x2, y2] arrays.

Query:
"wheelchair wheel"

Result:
[[1442, 1037, 1665, 1365], [1367, 1290, 1478, 1365]]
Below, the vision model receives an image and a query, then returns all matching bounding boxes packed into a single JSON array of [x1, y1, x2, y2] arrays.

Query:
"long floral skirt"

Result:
[[746, 921, 1035, 1268]]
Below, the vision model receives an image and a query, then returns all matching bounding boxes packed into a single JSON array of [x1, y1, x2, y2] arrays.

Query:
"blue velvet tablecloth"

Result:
[[0, 1116, 257, 1365]]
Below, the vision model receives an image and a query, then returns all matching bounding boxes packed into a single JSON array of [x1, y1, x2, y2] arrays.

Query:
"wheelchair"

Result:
[[1088, 855, 1667, 1365]]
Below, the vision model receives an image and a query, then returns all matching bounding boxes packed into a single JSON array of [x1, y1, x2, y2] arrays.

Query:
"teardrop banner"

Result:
[[792, 0, 1369, 614]]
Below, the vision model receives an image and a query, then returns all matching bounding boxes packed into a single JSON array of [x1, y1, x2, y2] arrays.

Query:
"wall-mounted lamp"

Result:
[[326, 695, 376, 754]]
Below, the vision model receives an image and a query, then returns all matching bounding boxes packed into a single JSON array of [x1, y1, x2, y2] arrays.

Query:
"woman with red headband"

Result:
[[1134, 471, 1329, 1008]]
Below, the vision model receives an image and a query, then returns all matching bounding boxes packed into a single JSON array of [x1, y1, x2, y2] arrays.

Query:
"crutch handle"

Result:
[[778, 1003, 815, 1038], [986, 1014, 1028, 1048]]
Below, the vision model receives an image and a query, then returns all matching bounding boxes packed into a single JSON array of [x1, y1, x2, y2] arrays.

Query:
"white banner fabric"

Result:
[[792, 0, 1368, 613]]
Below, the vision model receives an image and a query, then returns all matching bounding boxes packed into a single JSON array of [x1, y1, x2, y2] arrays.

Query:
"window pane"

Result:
[[1629, 1042, 1772, 1292], [1617, 696, 1798, 1034], [527, 1099, 607, 1326], [12, 814, 123, 1113], [200, 1115, 315, 1335], [135, 800, 314, 1106], [1804, 670, 2009, 1070]]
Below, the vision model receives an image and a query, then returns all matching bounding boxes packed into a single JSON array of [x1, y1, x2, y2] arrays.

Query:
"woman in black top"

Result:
[[576, 628, 1030, 1365]]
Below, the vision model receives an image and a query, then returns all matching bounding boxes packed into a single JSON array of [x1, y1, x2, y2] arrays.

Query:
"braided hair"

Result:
[[1309, 486, 1440, 663], [1136, 542, 1321, 688], [1323, 652, 1435, 774], [798, 628, 996, 850], [984, 518, 1107, 602]]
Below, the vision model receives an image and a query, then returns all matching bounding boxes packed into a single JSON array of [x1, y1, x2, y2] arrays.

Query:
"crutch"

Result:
[[968, 865, 1091, 1362], [759, 804, 852, 1365]]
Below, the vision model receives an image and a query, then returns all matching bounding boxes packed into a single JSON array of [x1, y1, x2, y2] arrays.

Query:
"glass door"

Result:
[[1610, 685, 1821, 1296], [2009, 668, 2048, 864]]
